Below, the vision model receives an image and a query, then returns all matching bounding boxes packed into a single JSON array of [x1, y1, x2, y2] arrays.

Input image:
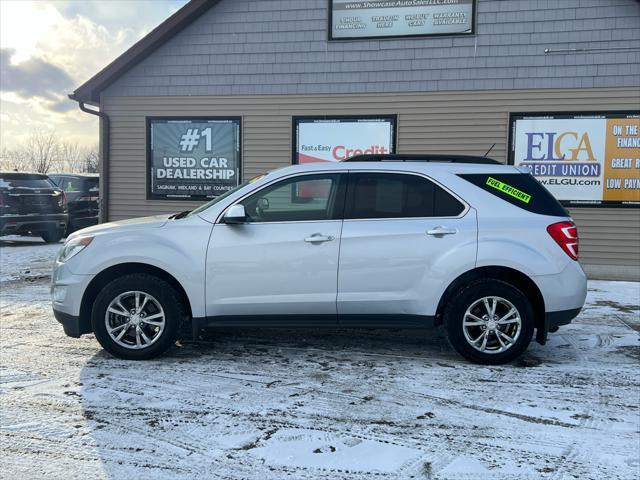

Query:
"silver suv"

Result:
[[52, 155, 587, 364]]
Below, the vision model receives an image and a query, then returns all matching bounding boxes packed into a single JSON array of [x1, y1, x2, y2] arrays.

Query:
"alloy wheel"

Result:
[[462, 296, 522, 354], [104, 291, 166, 350]]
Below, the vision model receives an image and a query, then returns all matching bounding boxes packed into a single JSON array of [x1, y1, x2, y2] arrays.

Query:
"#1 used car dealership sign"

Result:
[[509, 112, 640, 207], [147, 117, 241, 200]]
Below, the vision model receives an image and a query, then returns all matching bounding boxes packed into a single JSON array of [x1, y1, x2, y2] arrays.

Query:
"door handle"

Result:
[[304, 233, 335, 243], [426, 226, 457, 236]]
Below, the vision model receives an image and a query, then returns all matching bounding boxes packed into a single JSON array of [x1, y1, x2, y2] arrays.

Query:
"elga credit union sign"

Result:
[[147, 117, 241, 200], [293, 116, 396, 164], [509, 112, 640, 207]]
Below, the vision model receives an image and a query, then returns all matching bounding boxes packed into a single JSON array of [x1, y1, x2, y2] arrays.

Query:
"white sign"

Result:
[[509, 113, 640, 206], [294, 117, 396, 164], [330, 0, 474, 40]]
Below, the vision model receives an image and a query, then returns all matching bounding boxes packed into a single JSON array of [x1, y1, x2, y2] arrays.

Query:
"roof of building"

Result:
[[69, 0, 219, 105]]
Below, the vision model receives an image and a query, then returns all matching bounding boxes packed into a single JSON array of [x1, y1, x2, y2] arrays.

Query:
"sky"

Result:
[[0, 0, 189, 150]]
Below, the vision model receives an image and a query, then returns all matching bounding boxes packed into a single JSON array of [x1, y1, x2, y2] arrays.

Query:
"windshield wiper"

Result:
[[169, 210, 191, 220]]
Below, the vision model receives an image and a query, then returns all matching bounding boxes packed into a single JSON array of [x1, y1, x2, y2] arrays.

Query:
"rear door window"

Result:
[[458, 173, 567, 217], [345, 172, 464, 219]]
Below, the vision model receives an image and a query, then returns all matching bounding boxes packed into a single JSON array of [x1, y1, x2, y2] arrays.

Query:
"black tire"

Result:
[[41, 229, 64, 243], [91, 273, 184, 360], [444, 279, 534, 365]]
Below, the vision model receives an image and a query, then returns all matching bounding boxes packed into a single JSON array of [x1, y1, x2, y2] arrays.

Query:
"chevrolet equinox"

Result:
[[52, 155, 587, 364]]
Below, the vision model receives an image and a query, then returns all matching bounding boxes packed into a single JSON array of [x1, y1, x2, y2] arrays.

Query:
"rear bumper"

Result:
[[547, 307, 581, 329], [533, 261, 586, 345], [0, 213, 68, 235], [536, 307, 582, 345], [68, 214, 99, 232], [533, 260, 587, 312], [53, 308, 92, 338]]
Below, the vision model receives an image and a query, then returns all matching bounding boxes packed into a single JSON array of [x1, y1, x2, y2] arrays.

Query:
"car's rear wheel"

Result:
[[92, 274, 184, 360], [444, 279, 534, 364], [41, 228, 64, 243]]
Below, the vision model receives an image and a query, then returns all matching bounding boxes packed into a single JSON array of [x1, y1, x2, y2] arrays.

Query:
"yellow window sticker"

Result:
[[486, 177, 531, 203]]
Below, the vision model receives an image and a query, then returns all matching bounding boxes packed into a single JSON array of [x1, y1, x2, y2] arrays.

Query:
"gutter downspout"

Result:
[[70, 95, 110, 223]]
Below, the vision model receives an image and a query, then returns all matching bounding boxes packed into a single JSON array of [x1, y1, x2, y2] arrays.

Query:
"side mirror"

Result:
[[223, 204, 247, 224]]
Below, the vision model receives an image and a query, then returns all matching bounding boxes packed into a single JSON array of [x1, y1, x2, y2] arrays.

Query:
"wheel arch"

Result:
[[435, 265, 545, 333], [80, 262, 193, 332]]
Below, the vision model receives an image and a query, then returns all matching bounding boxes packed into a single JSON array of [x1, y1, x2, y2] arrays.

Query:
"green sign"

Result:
[[486, 177, 531, 203]]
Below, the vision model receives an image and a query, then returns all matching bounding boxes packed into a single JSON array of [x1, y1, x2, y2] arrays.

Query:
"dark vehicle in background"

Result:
[[0, 172, 68, 243], [49, 174, 99, 233]]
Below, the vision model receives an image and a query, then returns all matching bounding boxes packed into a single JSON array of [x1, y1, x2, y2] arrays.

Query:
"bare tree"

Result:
[[83, 146, 99, 173], [0, 147, 29, 171], [1, 134, 97, 174], [59, 141, 83, 173], [24, 131, 60, 173]]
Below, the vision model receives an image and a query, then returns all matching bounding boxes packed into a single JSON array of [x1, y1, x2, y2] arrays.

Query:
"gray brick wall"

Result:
[[104, 0, 640, 96]]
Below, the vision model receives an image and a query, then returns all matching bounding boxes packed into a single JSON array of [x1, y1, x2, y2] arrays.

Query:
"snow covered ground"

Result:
[[1, 236, 639, 480]]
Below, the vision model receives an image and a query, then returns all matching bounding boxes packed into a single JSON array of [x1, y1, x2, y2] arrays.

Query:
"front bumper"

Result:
[[51, 260, 94, 336], [54, 308, 91, 338]]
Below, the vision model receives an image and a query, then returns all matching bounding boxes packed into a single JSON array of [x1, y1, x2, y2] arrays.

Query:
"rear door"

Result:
[[337, 171, 477, 324]]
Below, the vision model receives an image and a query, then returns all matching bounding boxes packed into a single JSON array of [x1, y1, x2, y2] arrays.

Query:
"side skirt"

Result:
[[191, 314, 435, 338]]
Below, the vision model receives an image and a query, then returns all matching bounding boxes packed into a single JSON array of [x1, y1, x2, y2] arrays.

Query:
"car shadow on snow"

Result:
[[76, 327, 554, 479]]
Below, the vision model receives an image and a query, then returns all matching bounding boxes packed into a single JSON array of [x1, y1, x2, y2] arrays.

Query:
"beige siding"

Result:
[[102, 87, 640, 278]]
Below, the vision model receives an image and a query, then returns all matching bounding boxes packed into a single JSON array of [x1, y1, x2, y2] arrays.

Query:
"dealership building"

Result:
[[70, 0, 640, 280]]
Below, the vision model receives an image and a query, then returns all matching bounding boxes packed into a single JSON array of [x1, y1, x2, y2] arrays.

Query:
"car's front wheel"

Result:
[[444, 279, 534, 364], [91, 274, 184, 360]]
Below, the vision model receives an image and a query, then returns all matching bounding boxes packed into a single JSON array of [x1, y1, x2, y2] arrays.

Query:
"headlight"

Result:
[[57, 236, 94, 263]]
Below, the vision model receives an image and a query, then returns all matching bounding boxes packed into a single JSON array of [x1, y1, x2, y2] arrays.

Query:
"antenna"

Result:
[[483, 143, 496, 158]]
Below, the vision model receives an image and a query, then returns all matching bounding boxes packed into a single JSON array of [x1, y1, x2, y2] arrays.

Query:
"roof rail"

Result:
[[342, 154, 501, 165]]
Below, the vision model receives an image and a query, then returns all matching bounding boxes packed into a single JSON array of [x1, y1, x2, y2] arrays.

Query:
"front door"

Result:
[[206, 172, 346, 324], [337, 171, 477, 324]]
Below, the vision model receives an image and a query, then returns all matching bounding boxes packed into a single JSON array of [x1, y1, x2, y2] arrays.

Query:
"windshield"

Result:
[[188, 176, 264, 217]]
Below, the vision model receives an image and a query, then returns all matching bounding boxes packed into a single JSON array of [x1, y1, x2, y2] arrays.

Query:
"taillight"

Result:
[[58, 191, 67, 207], [547, 221, 579, 260]]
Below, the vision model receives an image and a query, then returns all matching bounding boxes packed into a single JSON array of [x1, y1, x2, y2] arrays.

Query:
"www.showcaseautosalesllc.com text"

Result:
[[156, 157, 235, 180]]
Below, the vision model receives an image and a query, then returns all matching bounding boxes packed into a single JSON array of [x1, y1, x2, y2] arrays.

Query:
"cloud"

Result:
[[50, 99, 77, 113], [55, 0, 189, 32], [0, 48, 74, 101], [0, 1, 187, 150]]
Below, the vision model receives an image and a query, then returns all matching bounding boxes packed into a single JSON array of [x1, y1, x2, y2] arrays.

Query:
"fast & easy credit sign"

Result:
[[293, 116, 396, 164]]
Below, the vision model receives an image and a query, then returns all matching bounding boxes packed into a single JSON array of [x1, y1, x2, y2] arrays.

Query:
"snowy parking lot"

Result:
[[0, 236, 639, 480]]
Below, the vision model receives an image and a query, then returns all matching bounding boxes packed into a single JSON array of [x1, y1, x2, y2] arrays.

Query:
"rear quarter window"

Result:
[[458, 173, 568, 217], [86, 178, 99, 192]]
